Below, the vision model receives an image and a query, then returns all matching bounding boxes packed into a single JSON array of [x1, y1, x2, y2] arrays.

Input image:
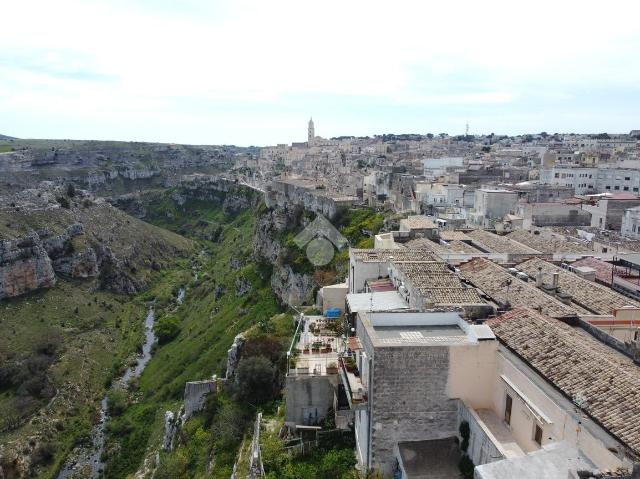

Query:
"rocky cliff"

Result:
[[253, 207, 317, 306], [0, 235, 56, 300], [0, 186, 192, 299], [0, 139, 251, 195]]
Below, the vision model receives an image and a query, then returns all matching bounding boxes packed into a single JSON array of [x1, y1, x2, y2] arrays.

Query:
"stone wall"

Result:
[[285, 375, 337, 426], [370, 345, 459, 475], [457, 401, 504, 467], [183, 379, 217, 419]]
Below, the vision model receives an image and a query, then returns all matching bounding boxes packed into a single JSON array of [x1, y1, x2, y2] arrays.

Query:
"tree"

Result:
[[66, 183, 76, 197], [234, 355, 276, 404], [56, 196, 70, 208], [154, 315, 181, 344]]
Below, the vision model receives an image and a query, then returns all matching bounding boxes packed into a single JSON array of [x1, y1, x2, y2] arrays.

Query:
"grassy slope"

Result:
[[103, 193, 282, 478], [0, 267, 192, 477], [0, 198, 194, 477]]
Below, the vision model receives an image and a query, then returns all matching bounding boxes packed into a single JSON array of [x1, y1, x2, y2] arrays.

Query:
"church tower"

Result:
[[308, 117, 315, 145]]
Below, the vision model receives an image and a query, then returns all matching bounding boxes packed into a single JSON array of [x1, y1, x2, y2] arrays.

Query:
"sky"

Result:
[[1, 0, 639, 146]]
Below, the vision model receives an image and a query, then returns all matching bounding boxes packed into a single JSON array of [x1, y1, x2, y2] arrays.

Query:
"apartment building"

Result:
[[340, 308, 639, 478]]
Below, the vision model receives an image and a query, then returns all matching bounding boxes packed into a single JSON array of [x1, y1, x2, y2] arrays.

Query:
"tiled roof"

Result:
[[404, 238, 449, 253], [447, 240, 482, 253], [402, 215, 437, 229], [466, 230, 541, 254], [440, 231, 470, 241], [487, 308, 640, 456], [421, 287, 485, 305], [458, 258, 577, 318], [570, 257, 615, 284], [517, 258, 639, 315], [351, 249, 439, 262], [396, 261, 485, 306], [506, 231, 591, 254]]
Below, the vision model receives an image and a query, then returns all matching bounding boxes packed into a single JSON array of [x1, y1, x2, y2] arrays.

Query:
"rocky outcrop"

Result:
[[0, 235, 56, 300], [52, 248, 99, 278], [0, 186, 192, 300], [253, 207, 317, 306], [93, 243, 143, 294], [235, 276, 251, 297], [0, 219, 104, 300], [225, 334, 245, 379], [270, 264, 316, 306]]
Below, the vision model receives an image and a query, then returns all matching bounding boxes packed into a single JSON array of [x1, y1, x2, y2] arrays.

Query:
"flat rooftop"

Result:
[[372, 325, 467, 345], [475, 441, 594, 479], [398, 438, 462, 479], [359, 311, 494, 347], [346, 291, 409, 313]]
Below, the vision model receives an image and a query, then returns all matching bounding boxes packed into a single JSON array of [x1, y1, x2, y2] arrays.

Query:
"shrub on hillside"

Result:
[[154, 315, 181, 344], [233, 355, 277, 404]]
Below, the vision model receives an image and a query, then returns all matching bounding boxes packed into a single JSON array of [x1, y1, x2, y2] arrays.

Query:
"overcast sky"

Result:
[[1, 0, 639, 146]]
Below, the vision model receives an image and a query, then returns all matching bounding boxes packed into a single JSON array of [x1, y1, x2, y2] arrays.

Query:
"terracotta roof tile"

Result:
[[487, 308, 640, 456], [458, 258, 577, 317], [517, 258, 639, 315], [466, 230, 540, 254]]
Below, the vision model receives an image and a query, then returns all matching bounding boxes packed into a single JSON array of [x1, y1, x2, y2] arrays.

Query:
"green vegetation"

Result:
[[0, 144, 12, 153], [0, 275, 175, 477], [154, 314, 181, 344], [102, 190, 285, 478], [278, 207, 386, 282], [260, 407, 360, 479]]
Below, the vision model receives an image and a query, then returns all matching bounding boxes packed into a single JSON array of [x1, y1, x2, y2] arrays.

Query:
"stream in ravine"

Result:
[[57, 287, 185, 478]]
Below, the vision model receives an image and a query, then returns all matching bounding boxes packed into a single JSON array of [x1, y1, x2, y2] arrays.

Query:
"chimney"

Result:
[[536, 267, 544, 287], [552, 272, 560, 292]]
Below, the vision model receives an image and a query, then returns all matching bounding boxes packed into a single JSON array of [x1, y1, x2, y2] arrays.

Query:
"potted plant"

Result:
[[312, 341, 322, 353], [326, 362, 338, 374], [345, 356, 357, 373]]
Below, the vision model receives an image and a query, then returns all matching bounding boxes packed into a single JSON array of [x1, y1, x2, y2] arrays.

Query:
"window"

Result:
[[534, 424, 543, 446], [606, 186, 611, 190], [505, 394, 513, 425], [615, 186, 620, 190], [624, 187, 629, 191], [625, 177, 631, 181]]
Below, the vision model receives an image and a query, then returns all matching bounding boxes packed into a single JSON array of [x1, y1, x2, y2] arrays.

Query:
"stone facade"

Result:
[[368, 346, 459, 474]]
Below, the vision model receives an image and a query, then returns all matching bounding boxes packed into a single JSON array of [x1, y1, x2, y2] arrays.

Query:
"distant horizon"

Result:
[[1, 128, 638, 149], [2, 1, 639, 146]]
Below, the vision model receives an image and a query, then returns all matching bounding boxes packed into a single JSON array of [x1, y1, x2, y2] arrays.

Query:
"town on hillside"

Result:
[[244, 121, 640, 479]]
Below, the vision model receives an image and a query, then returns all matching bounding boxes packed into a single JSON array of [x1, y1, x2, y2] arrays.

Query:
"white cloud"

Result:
[[1, 0, 639, 144]]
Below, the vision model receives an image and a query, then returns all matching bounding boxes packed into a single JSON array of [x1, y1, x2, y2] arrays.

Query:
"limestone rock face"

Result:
[[223, 191, 254, 216], [270, 264, 316, 307], [52, 248, 99, 278], [253, 207, 317, 306], [0, 237, 56, 300], [225, 334, 246, 379]]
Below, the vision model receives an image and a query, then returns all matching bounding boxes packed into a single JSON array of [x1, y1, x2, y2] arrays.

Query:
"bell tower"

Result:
[[308, 117, 315, 145]]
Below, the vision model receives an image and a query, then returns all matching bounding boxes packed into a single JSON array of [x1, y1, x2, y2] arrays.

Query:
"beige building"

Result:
[[341, 308, 640, 478]]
